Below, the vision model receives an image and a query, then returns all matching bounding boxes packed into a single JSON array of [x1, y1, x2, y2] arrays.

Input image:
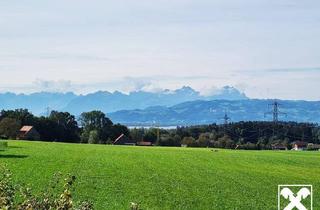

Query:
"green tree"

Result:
[[88, 130, 99, 144], [215, 135, 235, 149], [197, 133, 212, 147], [0, 118, 21, 139], [181, 136, 196, 147], [143, 128, 158, 143], [80, 111, 113, 144], [0, 109, 35, 125], [158, 134, 181, 146], [110, 124, 130, 141], [49, 111, 79, 142], [130, 128, 145, 143]]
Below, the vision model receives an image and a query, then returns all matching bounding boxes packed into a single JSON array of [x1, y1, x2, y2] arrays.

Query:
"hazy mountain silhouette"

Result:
[[0, 92, 77, 115], [0, 86, 248, 115]]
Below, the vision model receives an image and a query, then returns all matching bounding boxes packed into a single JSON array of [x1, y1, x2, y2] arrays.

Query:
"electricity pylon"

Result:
[[223, 111, 231, 125], [264, 100, 287, 123], [264, 100, 287, 137]]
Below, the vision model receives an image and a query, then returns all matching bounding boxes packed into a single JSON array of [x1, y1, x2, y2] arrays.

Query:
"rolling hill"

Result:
[[108, 99, 320, 125]]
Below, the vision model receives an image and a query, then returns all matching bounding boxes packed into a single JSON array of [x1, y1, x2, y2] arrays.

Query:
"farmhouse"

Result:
[[291, 141, 308, 151], [17, 126, 40, 141]]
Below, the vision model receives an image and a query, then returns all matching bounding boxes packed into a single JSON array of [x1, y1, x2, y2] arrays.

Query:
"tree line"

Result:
[[157, 121, 320, 149], [130, 121, 320, 149], [1, 109, 319, 149], [0, 109, 129, 144]]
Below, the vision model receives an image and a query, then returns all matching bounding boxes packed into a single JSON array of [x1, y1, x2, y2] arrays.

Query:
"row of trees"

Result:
[[129, 121, 320, 149], [1, 109, 319, 149], [0, 109, 129, 144]]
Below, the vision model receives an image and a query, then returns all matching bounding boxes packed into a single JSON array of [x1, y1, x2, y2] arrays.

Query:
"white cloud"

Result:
[[32, 79, 73, 92]]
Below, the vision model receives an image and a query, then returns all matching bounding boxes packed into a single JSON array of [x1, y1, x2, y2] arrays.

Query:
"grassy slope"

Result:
[[0, 140, 319, 210]]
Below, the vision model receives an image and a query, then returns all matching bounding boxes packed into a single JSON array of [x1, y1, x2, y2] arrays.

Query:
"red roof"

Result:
[[20, 126, 34, 132], [113, 134, 125, 144], [137, 141, 152, 146], [293, 141, 308, 147]]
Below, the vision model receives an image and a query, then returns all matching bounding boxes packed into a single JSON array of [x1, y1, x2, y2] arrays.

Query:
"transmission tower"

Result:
[[223, 111, 231, 125], [264, 100, 287, 123], [220, 111, 231, 136], [46, 107, 51, 117], [153, 121, 160, 143]]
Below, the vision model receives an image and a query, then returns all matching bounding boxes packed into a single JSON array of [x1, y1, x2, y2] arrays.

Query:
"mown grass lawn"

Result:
[[0, 140, 319, 209]]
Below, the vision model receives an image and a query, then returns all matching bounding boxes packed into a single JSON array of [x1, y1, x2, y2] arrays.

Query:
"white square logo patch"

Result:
[[278, 185, 313, 210]]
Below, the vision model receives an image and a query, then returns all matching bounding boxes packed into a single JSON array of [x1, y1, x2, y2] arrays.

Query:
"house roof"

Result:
[[20, 126, 34, 132], [137, 141, 152, 146], [113, 134, 125, 144], [292, 141, 308, 147]]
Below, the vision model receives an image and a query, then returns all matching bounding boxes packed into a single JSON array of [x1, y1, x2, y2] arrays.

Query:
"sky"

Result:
[[0, 0, 319, 100]]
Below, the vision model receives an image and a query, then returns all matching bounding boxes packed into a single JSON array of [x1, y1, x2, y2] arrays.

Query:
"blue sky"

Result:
[[0, 0, 319, 100]]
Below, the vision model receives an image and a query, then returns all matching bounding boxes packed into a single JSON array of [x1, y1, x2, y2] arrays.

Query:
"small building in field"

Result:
[[291, 141, 308, 151], [271, 143, 287, 150], [17, 126, 40, 141], [137, 141, 153, 146]]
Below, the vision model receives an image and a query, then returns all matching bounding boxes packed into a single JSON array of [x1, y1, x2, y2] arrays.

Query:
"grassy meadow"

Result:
[[0, 140, 319, 209]]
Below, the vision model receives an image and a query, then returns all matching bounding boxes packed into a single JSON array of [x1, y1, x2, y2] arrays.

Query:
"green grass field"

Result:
[[0, 140, 319, 209]]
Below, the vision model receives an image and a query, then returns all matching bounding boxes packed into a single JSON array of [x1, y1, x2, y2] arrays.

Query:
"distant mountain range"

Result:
[[0, 86, 247, 115], [0, 92, 77, 115], [1, 86, 319, 125], [109, 99, 320, 125]]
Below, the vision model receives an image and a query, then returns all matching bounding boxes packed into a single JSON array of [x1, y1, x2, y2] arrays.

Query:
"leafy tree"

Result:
[[197, 133, 212, 147], [88, 130, 99, 144], [80, 111, 113, 144], [143, 128, 158, 143], [0, 118, 21, 139], [80, 111, 113, 131], [181, 136, 196, 147], [0, 109, 35, 125], [34, 117, 60, 141], [49, 111, 79, 142], [130, 128, 145, 143], [110, 124, 130, 141], [158, 134, 181, 146], [215, 135, 235, 149]]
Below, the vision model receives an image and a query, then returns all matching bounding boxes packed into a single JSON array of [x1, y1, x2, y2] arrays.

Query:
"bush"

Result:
[[181, 137, 196, 147], [0, 165, 15, 208], [0, 165, 93, 210]]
